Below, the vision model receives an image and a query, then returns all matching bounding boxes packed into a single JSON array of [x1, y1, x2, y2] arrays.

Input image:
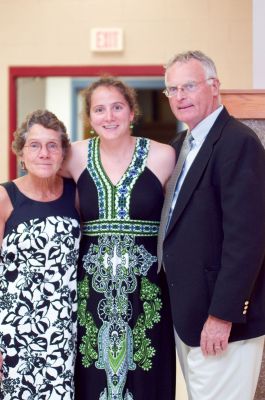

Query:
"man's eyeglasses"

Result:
[[24, 142, 61, 154], [163, 78, 214, 98]]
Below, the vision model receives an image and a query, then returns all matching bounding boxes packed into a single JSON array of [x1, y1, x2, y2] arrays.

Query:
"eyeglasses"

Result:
[[24, 142, 61, 154], [163, 78, 214, 98]]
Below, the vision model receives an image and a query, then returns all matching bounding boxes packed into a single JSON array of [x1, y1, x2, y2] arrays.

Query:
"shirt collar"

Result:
[[190, 105, 223, 145]]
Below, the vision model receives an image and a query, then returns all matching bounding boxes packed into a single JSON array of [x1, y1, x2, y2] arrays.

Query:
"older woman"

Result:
[[0, 110, 80, 399], [63, 77, 176, 399]]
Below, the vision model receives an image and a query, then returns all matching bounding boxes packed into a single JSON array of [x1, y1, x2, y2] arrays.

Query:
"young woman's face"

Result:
[[21, 124, 64, 178], [89, 86, 134, 141]]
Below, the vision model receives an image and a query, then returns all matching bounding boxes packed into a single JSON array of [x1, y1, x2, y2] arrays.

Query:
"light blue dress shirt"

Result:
[[170, 105, 223, 211]]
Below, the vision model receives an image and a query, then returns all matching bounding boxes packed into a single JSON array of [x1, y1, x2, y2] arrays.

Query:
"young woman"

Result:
[[64, 77, 176, 399]]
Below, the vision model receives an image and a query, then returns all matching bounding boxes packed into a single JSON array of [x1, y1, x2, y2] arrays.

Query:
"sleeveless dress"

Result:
[[0, 178, 81, 400], [76, 137, 176, 400]]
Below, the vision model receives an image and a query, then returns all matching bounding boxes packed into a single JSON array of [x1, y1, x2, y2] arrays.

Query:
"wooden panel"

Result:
[[221, 90, 265, 119], [219, 90, 265, 400]]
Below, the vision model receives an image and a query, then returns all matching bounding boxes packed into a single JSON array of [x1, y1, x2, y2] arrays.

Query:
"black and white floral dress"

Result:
[[0, 179, 81, 400]]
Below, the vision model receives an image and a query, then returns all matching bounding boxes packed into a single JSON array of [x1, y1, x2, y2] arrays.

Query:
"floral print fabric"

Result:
[[0, 182, 80, 400]]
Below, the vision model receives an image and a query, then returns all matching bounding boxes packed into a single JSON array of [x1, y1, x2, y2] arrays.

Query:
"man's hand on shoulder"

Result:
[[200, 315, 232, 356]]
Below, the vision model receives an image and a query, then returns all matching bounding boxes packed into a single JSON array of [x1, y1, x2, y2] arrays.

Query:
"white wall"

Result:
[[253, 0, 265, 88], [46, 77, 72, 136]]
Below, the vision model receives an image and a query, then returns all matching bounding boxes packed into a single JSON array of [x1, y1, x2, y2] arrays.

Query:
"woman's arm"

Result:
[[147, 140, 176, 188], [60, 140, 89, 182], [0, 185, 13, 378], [0, 185, 13, 246]]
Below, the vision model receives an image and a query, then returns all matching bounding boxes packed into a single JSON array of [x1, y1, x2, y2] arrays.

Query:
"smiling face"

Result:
[[89, 86, 134, 141], [165, 59, 220, 130], [21, 124, 64, 179]]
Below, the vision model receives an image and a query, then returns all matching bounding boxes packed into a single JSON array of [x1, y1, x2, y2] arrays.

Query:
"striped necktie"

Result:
[[157, 132, 193, 271]]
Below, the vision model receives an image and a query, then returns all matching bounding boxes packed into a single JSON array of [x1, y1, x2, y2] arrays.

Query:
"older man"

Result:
[[158, 50, 265, 400]]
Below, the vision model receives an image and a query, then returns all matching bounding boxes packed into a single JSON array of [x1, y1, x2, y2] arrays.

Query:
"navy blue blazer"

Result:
[[163, 107, 265, 346]]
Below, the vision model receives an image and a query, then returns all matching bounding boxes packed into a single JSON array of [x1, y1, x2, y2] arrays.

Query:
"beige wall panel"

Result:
[[167, 0, 209, 17], [0, 0, 252, 180], [208, 0, 250, 17], [122, 0, 168, 20]]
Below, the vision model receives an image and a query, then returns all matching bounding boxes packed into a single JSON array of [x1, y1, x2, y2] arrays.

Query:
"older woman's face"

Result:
[[21, 124, 64, 178]]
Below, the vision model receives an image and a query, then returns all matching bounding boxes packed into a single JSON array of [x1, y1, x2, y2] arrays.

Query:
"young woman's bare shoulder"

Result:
[[71, 138, 89, 150], [147, 140, 176, 187], [149, 140, 175, 166], [70, 139, 90, 159], [62, 139, 89, 180]]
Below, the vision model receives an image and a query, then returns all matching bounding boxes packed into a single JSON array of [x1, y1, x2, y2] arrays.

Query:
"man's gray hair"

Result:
[[165, 50, 218, 80]]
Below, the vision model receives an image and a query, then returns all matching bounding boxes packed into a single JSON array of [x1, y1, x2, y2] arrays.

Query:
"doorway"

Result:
[[9, 66, 177, 179]]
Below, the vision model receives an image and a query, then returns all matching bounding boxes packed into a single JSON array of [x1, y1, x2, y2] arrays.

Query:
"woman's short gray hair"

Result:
[[12, 109, 70, 157]]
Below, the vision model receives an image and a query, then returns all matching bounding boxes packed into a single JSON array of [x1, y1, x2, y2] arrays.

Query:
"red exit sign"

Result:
[[91, 28, 123, 52]]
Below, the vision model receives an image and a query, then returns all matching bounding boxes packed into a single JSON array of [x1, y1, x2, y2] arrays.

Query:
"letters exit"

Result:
[[91, 28, 123, 52]]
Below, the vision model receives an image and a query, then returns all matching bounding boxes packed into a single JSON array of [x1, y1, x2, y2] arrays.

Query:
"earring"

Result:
[[90, 129, 95, 135], [20, 161, 26, 171], [130, 123, 134, 129]]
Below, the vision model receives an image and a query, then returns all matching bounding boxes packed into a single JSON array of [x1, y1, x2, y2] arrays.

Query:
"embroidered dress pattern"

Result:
[[78, 138, 162, 400], [76, 137, 176, 399]]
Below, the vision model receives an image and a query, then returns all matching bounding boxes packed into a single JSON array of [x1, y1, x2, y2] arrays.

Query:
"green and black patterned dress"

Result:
[[76, 137, 176, 399]]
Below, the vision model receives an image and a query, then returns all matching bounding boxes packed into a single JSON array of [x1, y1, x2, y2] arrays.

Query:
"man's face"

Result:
[[165, 59, 220, 130]]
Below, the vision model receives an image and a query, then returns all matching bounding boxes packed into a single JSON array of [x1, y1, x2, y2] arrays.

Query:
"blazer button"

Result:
[[243, 310, 247, 315]]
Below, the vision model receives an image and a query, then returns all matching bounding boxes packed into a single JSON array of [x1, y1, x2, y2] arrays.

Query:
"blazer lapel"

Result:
[[166, 107, 231, 238]]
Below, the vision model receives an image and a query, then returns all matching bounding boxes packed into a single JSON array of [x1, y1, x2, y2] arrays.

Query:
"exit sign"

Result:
[[91, 28, 123, 52]]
